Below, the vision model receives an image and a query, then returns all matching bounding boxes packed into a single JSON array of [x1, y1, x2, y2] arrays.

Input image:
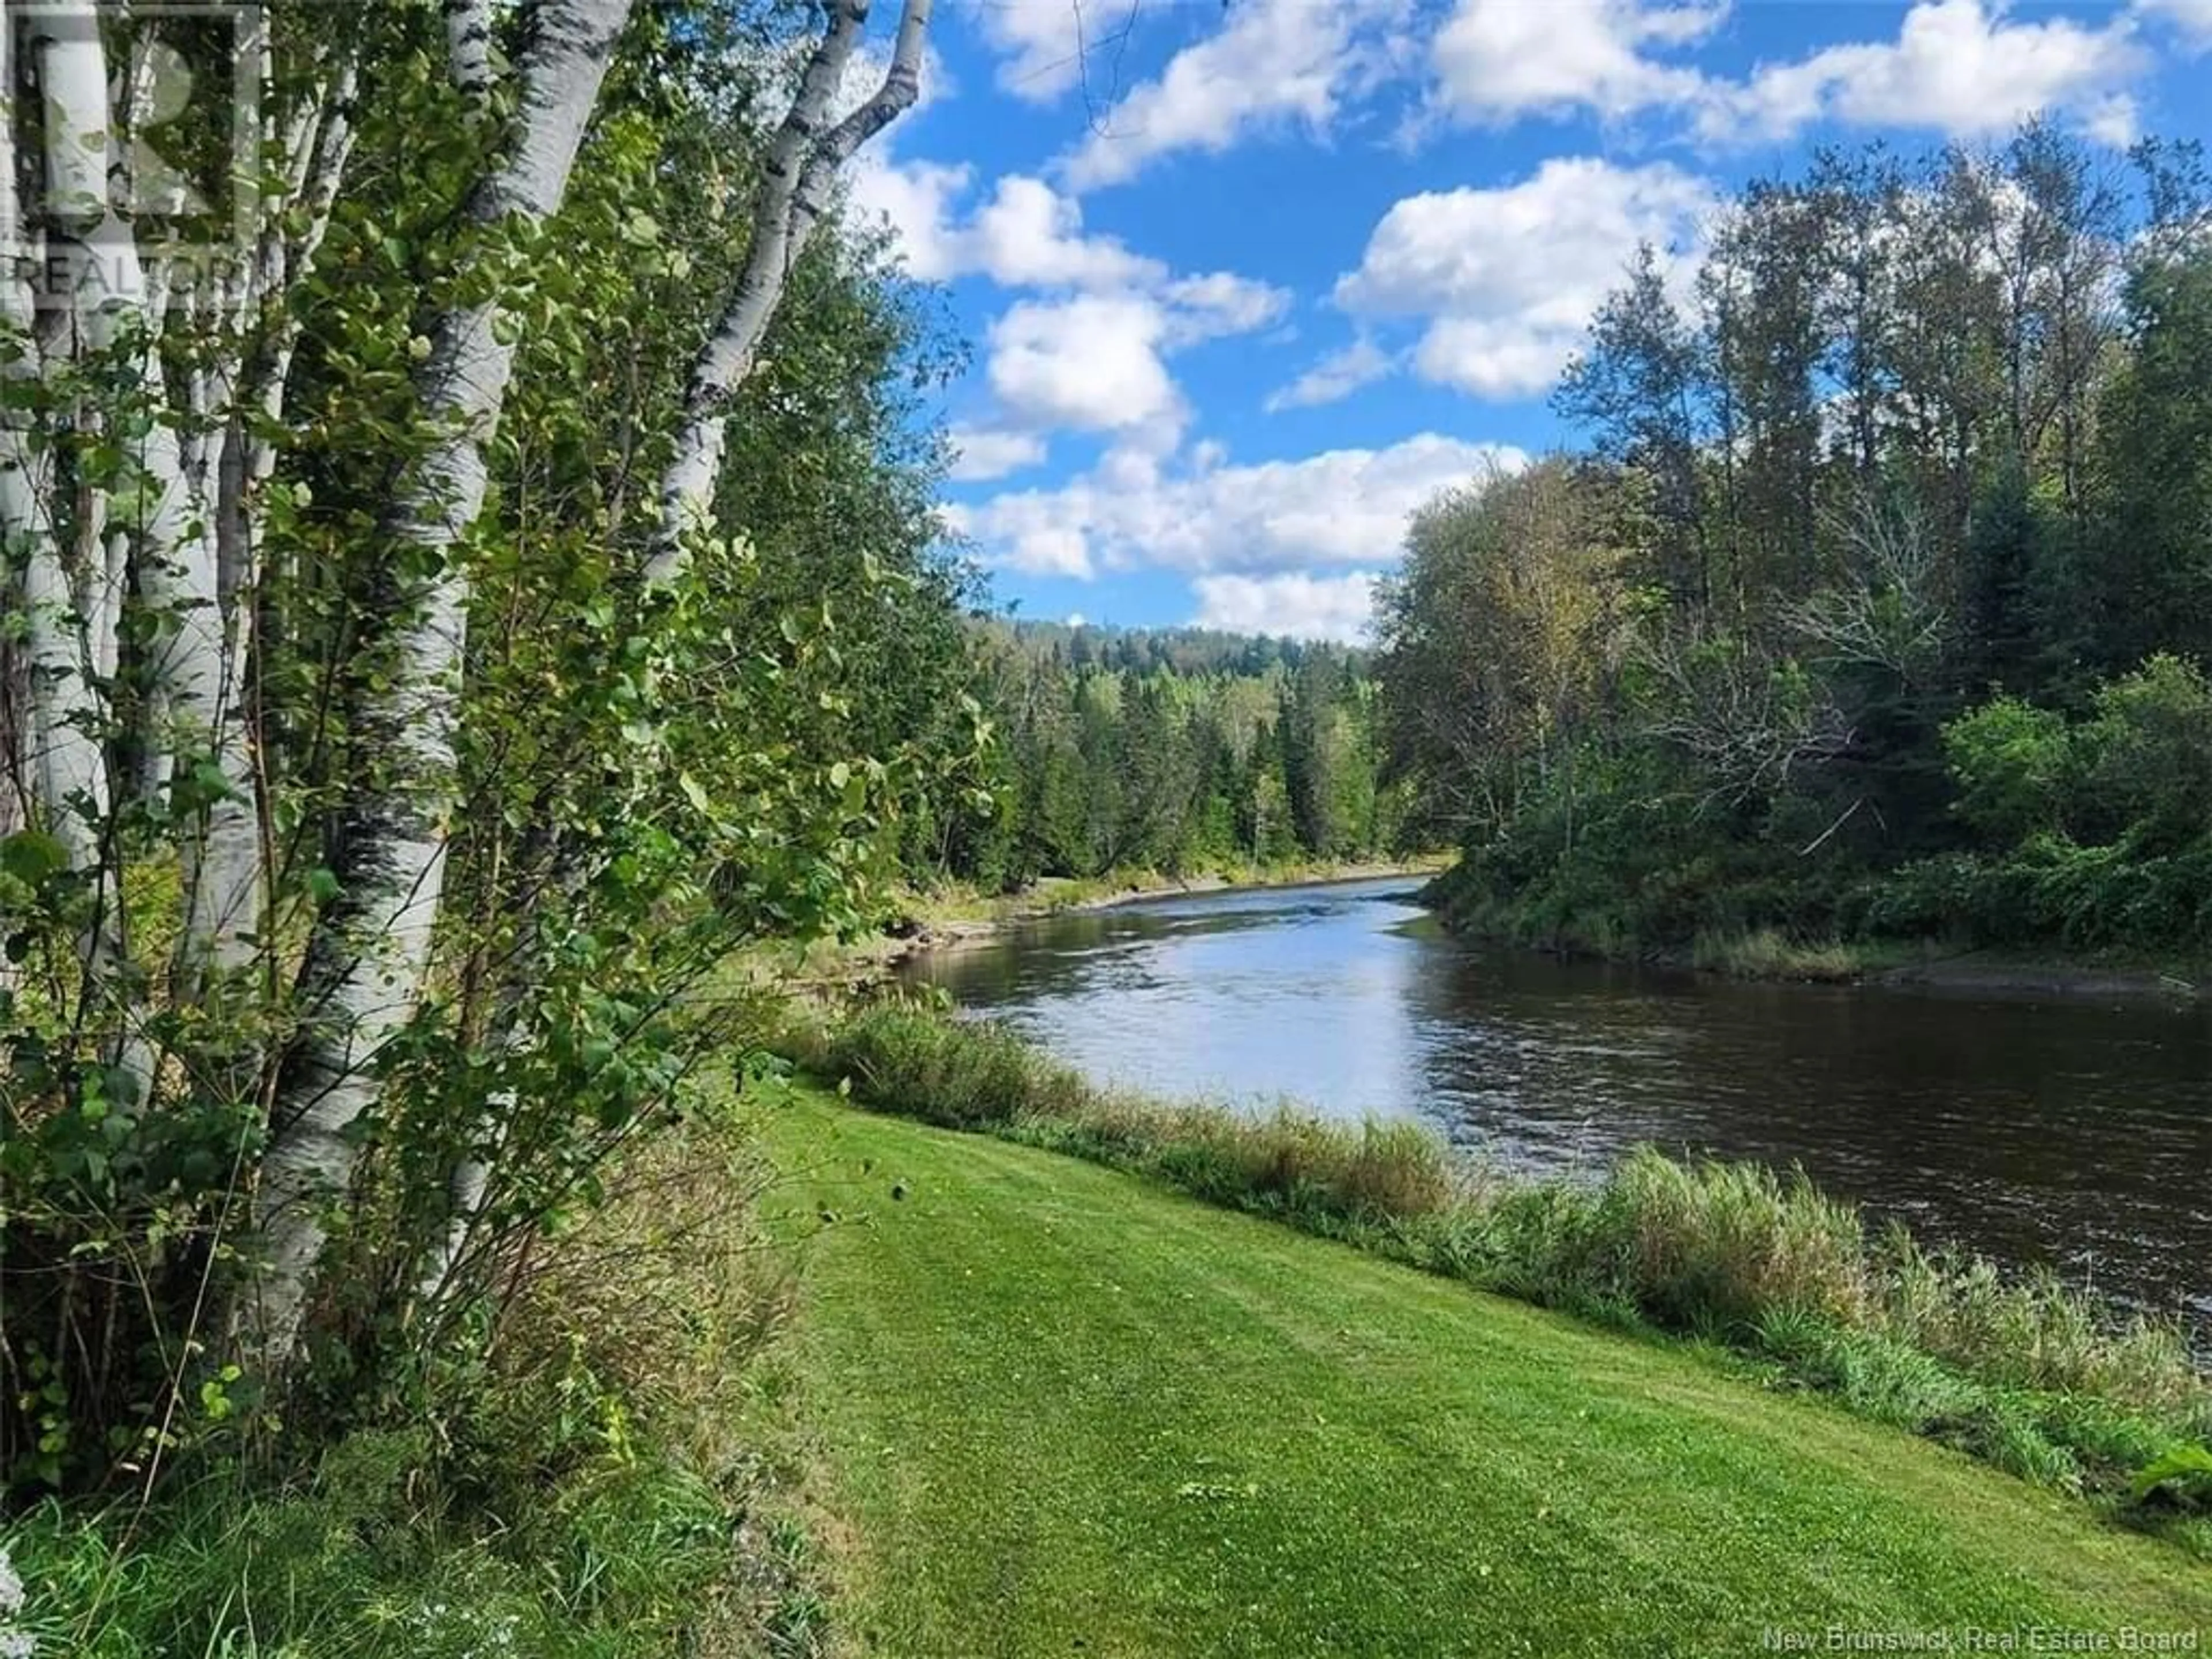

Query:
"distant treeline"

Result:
[[910, 623, 1406, 889], [1377, 124, 2212, 957]]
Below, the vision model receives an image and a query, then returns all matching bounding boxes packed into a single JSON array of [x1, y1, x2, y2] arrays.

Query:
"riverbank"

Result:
[[754, 1087, 2212, 1655], [1676, 934, 2212, 1001], [789, 1006, 2212, 1522], [800, 855, 1452, 984], [1694, 931, 2209, 998], [1432, 882, 2210, 1002]]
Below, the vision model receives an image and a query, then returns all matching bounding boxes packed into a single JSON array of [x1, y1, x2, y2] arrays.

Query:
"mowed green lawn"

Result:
[[756, 1092, 2212, 1658]]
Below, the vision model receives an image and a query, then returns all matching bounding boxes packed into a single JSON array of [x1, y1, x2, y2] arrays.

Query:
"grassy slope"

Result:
[[756, 1092, 2211, 1659]]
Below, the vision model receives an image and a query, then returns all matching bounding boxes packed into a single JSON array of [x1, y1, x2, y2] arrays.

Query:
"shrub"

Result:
[[1944, 695, 2077, 845], [1753, 1309, 1979, 1430], [1877, 1234, 2208, 1430], [0, 1100, 819, 1658], [2133, 1444, 2212, 1511], [796, 1005, 1457, 1237], [1, 1427, 756, 1658], [1691, 927, 1867, 981], [2077, 655, 2212, 852]]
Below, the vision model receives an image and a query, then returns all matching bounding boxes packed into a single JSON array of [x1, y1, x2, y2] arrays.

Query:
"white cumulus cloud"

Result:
[[1265, 339, 1393, 412], [971, 0, 1090, 100], [954, 433, 1529, 581], [2137, 0, 2212, 47], [946, 426, 1048, 482], [847, 167, 1161, 289], [984, 294, 1188, 444], [1421, 0, 2164, 146], [1060, 0, 1408, 191], [1191, 571, 1385, 643], [1161, 270, 1295, 342], [844, 155, 971, 280], [1336, 157, 1715, 401], [842, 166, 1288, 445], [966, 174, 1167, 288], [1430, 0, 1724, 126], [1699, 0, 2146, 143]]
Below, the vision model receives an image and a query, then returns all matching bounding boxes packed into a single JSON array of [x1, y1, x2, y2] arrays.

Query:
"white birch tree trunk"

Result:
[[177, 38, 363, 998], [31, 1, 266, 1036], [418, 0, 932, 1320], [13, 9, 103, 862], [173, 36, 361, 996], [644, 0, 930, 585], [253, 0, 633, 1361], [12, 6, 139, 1036]]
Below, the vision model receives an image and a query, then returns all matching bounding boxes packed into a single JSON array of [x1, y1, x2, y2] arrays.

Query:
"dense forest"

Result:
[[1378, 124, 2212, 963], [912, 624, 1403, 889]]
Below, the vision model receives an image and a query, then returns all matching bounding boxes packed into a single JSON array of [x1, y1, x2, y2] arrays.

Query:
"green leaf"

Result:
[[2131, 1442, 2212, 1503], [190, 760, 237, 804], [0, 830, 69, 888]]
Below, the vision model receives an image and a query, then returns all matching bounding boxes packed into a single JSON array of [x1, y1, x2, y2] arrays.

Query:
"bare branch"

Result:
[[1785, 494, 1949, 687]]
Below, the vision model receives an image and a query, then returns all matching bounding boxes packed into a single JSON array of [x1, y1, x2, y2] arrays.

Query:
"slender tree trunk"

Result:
[[13, 9, 107, 874], [420, 0, 933, 1308], [187, 43, 363, 998], [645, 0, 930, 585], [36, 0, 276, 1062], [253, 0, 633, 1362], [13, 6, 146, 1054]]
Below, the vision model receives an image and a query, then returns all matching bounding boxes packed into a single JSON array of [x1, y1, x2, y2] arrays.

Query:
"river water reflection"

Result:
[[902, 877, 2212, 1323]]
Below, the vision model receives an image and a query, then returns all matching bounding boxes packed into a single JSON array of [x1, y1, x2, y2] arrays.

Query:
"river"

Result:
[[902, 876, 2212, 1325]]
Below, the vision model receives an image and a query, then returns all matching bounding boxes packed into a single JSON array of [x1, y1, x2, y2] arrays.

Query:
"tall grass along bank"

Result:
[[787, 1005, 2212, 1543]]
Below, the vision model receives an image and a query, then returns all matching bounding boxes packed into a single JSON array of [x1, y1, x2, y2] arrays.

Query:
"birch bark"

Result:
[[7, 3, 149, 1056], [176, 36, 362, 994], [644, 0, 930, 585], [418, 0, 932, 1310], [253, 0, 633, 1359]]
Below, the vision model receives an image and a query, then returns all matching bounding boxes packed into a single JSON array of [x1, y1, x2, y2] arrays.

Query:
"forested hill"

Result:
[[972, 620, 1362, 679], [1377, 124, 2212, 965], [906, 622, 1409, 891]]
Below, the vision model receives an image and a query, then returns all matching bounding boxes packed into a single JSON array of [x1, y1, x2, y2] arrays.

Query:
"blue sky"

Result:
[[842, 0, 2212, 639]]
